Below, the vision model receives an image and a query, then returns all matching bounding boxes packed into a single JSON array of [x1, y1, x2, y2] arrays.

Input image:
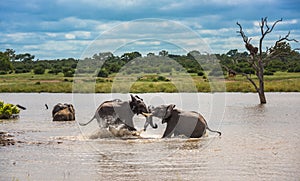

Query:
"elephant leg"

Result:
[[97, 117, 108, 128], [174, 130, 180, 137], [162, 123, 174, 138]]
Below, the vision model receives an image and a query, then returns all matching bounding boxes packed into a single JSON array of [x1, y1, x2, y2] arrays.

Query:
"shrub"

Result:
[[15, 68, 30, 74], [63, 70, 75, 77], [63, 67, 75, 77], [197, 71, 204, 76], [157, 76, 168, 81], [0, 101, 20, 119], [97, 69, 109, 78], [264, 70, 274, 75], [294, 66, 300, 72], [48, 68, 61, 74], [33, 66, 45, 74]]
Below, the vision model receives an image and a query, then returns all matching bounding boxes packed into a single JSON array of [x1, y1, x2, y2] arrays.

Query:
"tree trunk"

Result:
[[257, 59, 267, 104], [258, 87, 267, 104]]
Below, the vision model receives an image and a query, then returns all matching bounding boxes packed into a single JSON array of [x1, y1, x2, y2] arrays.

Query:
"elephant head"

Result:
[[130, 94, 149, 115], [142, 104, 176, 130], [130, 95, 158, 130], [152, 104, 175, 122], [52, 103, 75, 121]]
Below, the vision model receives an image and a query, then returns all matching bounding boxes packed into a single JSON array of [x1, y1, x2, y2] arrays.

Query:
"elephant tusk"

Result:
[[141, 112, 152, 117]]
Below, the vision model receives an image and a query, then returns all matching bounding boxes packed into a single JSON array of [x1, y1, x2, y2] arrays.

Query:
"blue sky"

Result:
[[0, 0, 299, 59]]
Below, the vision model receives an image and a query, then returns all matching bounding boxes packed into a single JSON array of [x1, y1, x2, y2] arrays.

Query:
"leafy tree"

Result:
[[121, 52, 141, 62], [226, 49, 238, 57], [159, 50, 168, 56], [15, 53, 35, 62], [0, 50, 14, 73]]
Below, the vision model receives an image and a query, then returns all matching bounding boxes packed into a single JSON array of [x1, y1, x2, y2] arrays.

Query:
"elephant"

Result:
[[143, 104, 221, 138], [52, 103, 75, 121], [79, 94, 158, 131]]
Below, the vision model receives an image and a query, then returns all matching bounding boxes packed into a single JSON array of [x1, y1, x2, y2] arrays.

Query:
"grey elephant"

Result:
[[52, 103, 75, 121], [143, 104, 221, 138], [79, 95, 158, 131]]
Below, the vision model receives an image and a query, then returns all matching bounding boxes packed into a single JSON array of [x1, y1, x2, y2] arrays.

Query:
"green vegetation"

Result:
[[0, 101, 20, 119], [0, 48, 299, 93], [0, 71, 299, 93]]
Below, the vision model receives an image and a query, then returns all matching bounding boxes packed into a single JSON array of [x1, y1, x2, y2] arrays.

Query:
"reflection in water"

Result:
[[0, 93, 299, 180]]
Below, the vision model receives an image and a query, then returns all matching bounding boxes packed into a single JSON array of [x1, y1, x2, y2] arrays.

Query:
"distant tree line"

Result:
[[0, 46, 299, 77], [218, 42, 300, 76]]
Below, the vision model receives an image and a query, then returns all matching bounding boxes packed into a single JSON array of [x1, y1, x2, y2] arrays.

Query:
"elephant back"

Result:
[[52, 103, 75, 121]]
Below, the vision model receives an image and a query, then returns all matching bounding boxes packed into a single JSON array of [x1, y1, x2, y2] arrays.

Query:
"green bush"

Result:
[[48, 68, 61, 74], [287, 65, 300, 72], [197, 71, 204, 76], [0, 101, 20, 119], [157, 76, 169, 81], [63, 70, 75, 77], [264, 70, 274, 75], [33, 66, 45, 74], [63, 67, 75, 77], [97, 69, 109, 78], [15, 68, 30, 74]]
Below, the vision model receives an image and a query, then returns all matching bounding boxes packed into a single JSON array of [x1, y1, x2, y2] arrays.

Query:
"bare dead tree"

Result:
[[236, 17, 298, 104]]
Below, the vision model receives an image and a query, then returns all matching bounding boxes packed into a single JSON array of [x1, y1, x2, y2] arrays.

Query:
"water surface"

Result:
[[0, 93, 299, 180]]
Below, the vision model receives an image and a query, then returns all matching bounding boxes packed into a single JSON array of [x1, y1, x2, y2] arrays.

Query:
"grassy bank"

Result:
[[0, 72, 300, 93]]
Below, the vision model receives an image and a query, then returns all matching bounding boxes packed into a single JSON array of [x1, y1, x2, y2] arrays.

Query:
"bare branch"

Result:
[[222, 65, 259, 91], [274, 31, 299, 47], [236, 22, 248, 44], [259, 17, 283, 56], [237, 22, 258, 57], [244, 73, 259, 92], [268, 18, 283, 33]]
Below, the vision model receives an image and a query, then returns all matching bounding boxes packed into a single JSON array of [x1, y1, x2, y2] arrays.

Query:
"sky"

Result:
[[0, 0, 299, 60]]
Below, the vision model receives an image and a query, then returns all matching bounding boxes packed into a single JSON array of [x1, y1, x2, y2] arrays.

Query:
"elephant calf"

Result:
[[52, 103, 75, 121], [143, 104, 221, 138]]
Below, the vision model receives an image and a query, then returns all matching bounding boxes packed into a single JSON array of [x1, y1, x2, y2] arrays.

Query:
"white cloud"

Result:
[[65, 33, 76, 39], [1, 0, 299, 60], [253, 19, 299, 27], [46, 33, 57, 38], [57, 0, 148, 9]]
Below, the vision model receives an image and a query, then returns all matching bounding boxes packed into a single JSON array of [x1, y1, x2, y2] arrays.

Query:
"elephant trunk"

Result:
[[143, 115, 157, 131]]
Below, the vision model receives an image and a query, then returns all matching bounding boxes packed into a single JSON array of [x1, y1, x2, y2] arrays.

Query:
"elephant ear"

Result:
[[130, 94, 137, 112], [130, 94, 137, 103], [162, 104, 175, 123]]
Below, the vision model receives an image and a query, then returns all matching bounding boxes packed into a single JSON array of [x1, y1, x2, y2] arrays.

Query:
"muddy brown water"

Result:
[[0, 93, 299, 180]]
